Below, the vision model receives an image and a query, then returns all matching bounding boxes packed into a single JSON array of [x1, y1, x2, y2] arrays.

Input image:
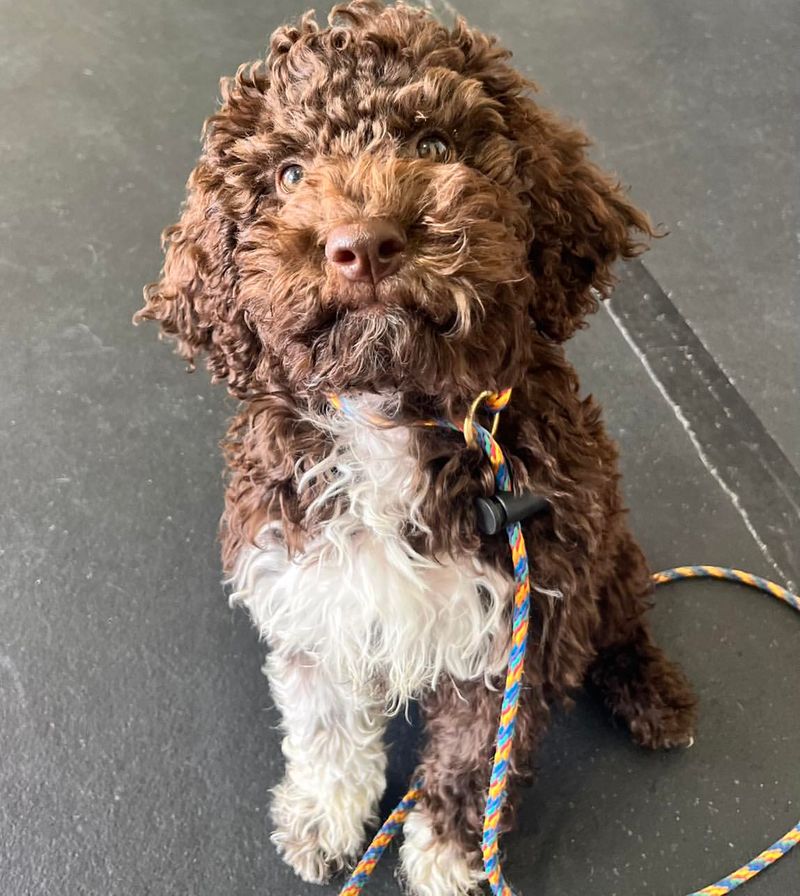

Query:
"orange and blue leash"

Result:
[[332, 391, 800, 896], [338, 781, 424, 894]]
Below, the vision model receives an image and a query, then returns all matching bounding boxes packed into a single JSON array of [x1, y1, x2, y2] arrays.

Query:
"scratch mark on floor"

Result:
[[0, 653, 28, 710]]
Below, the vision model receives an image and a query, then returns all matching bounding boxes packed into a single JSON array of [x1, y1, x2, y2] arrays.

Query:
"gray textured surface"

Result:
[[0, 1, 798, 895]]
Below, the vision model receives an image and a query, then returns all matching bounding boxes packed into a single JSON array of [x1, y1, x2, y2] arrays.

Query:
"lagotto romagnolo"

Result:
[[135, 3, 697, 892]]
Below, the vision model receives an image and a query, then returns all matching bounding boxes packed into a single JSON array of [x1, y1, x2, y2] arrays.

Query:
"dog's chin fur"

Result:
[[277, 307, 493, 397], [137, 2, 696, 892], [281, 305, 434, 395]]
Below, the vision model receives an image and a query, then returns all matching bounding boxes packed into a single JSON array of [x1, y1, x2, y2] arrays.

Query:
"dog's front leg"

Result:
[[265, 649, 387, 884], [401, 676, 547, 896]]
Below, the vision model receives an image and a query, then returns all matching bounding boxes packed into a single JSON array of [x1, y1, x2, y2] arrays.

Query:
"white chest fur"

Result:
[[229, 402, 512, 707]]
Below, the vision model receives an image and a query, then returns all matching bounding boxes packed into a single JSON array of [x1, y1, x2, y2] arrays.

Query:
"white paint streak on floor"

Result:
[[604, 301, 794, 590]]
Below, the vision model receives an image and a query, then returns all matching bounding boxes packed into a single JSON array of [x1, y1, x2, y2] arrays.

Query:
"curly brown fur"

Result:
[[136, 1, 696, 887]]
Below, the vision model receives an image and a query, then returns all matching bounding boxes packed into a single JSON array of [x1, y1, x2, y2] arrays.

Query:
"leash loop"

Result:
[[463, 388, 512, 445]]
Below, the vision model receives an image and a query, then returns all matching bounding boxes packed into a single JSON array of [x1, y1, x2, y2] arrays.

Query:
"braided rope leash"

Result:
[[332, 393, 800, 896], [339, 781, 424, 896], [448, 389, 529, 895]]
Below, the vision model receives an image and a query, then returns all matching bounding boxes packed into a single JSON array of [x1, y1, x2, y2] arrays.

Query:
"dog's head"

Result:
[[136, 0, 652, 401]]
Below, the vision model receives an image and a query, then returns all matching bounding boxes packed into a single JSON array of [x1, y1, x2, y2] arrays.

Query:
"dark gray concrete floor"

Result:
[[0, 2, 798, 895]]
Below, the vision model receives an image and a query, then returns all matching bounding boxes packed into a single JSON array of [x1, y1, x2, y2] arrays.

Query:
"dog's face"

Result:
[[137, 0, 651, 400]]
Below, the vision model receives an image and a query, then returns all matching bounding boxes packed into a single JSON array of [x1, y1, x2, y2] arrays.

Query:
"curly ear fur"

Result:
[[452, 24, 655, 341], [134, 68, 268, 398], [519, 105, 655, 341]]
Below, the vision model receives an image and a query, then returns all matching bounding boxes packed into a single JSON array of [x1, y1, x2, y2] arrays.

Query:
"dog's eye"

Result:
[[415, 134, 451, 163], [278, 163, 304, 192]]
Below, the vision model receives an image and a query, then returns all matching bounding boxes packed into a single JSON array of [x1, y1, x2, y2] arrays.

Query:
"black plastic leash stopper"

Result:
[[475, 490, 549, 535]]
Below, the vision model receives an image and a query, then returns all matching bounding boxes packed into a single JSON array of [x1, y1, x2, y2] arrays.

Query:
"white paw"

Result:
[[399, 806, 484, 896], [270, 777, 375, 884]]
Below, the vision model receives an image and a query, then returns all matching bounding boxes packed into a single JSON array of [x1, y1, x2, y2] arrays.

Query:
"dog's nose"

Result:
[[325, 220, 406, 284]]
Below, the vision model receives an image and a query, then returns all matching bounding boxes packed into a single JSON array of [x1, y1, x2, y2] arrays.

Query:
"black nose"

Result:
[[325, 219, 407, 284]]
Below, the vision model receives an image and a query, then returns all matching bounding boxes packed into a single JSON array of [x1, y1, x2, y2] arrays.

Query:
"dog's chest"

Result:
[[231, 407, 512, 704]]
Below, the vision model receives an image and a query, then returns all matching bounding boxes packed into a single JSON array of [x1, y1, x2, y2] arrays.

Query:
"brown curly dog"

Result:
[[135, 2, 697, 892]]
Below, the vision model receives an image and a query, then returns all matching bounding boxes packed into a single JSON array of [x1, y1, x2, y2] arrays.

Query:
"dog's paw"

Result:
[[270, 828, 334, 885], [591, 640, 698, 751], [628, 698, 696, 750], [625, 654, 697, 751], [270, 778, 368, 884], [399, 806, 483, 896]]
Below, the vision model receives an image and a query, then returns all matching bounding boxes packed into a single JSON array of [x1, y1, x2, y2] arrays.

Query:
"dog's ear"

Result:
[[454, 23, 654, 341], [516, 105, 654, 341], [135, 69, 265, 398], [135, 164, 260, 397]]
